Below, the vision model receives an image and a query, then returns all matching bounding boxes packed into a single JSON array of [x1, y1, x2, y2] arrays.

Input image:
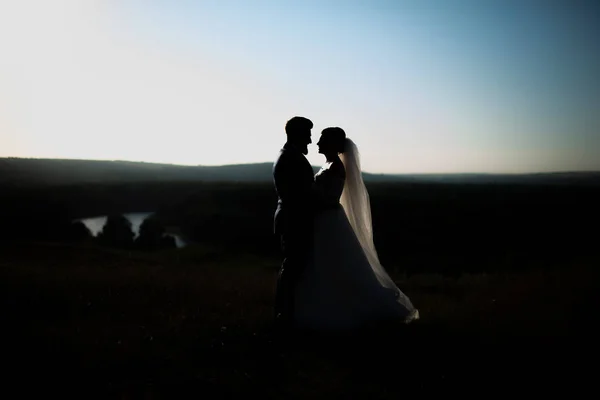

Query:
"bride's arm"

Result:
[[310, 168, 345, 210], [310, 176, 326, 208]]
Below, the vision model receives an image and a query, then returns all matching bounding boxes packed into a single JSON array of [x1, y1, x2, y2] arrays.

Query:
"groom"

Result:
[[272, 116, 315, 328]]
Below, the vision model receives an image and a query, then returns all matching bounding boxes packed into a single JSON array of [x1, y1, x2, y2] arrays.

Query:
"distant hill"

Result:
[[1, 157, 599, 186]]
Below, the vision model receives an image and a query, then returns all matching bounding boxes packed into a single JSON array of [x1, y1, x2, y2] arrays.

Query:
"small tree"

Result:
[[135, 217, 177, 250], [97, 214, 134, 249], [67, 220, 93, 242], [160, 234, 177, 249], [135, 217, 164, 250]]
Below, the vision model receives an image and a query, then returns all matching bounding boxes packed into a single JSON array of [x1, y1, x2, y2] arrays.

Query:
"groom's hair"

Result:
[[285, 116, 313, 137]]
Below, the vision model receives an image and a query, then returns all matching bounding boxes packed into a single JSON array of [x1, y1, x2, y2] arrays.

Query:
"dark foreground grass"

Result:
[[1, 241, 598, 398]]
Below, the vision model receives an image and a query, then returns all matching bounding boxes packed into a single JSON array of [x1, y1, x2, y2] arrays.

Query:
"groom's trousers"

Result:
[[274, 212, 312, 325]]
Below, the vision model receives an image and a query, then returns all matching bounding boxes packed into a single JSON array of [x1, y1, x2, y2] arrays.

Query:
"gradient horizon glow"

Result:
[[1, 0, 598, 174]]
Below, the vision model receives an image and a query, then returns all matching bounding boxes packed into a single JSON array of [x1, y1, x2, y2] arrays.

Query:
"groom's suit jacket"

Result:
[[273, 141, 315, 236]]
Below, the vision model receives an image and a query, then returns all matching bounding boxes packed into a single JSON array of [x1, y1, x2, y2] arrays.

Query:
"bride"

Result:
[[294, 127, 419, 331]]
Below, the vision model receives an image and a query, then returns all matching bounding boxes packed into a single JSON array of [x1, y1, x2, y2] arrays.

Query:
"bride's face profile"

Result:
[[317, 127, 346, 160], [317, 135, 338, 159]]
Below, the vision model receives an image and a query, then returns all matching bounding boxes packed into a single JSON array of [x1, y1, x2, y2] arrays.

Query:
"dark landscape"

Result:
[[1, 158, 599, 397]]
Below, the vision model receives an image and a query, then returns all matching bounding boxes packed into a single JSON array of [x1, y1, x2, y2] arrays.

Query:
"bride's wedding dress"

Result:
[[294, 139, 419, 331]]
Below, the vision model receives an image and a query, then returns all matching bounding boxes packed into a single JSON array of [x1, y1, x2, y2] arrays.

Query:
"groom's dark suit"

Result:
[[273, 141, 315, 324]]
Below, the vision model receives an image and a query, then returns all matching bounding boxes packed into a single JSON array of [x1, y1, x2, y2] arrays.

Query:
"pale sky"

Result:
[[1, 0, 598, 173]]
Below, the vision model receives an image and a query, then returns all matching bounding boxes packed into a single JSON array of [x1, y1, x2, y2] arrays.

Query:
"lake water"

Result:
[[77, 212, 187, 248]]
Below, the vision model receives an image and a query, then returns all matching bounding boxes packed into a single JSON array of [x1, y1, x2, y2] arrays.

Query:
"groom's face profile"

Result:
[[294, 129, 312, 155], [285, 116, 313, 155]]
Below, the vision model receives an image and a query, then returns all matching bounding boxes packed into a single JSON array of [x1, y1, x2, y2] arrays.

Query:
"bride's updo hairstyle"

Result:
[[321, 127, 347, 154]]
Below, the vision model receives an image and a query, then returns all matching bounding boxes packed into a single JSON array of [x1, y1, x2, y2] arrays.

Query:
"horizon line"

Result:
[[2, 156, 599, 176]]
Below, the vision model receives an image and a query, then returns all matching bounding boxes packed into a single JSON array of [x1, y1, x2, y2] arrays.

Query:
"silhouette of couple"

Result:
[[273, 116, 419, 332]]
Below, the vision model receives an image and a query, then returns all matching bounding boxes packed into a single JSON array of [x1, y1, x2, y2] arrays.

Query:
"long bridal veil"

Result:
[[340, 138, 417, 315]]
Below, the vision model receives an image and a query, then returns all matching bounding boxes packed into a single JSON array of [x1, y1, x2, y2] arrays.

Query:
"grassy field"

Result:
[[2, 240, 598, 398]]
